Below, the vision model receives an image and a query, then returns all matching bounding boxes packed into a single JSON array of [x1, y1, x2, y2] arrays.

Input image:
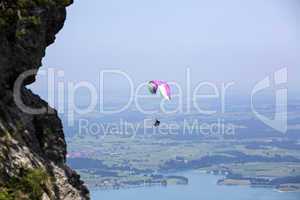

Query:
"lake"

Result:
[[91, 171, 300, 200]]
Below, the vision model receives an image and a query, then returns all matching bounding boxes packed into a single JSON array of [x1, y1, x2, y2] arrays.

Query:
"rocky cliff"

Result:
[[0, 0, 89, 199]]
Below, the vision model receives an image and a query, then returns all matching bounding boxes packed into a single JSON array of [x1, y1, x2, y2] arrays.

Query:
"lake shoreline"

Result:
[[88, 169, 300, 194], [91, 171, 300, 200]]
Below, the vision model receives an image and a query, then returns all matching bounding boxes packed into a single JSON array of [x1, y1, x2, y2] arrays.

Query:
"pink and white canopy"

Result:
[[147, 80, 171, 100]]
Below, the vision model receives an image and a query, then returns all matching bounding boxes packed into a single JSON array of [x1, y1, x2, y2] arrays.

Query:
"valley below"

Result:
[[66, 135, 300, 192]]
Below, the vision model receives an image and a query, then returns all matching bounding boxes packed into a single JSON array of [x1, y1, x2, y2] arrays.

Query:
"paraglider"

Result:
[[147, 80, 171, 127]]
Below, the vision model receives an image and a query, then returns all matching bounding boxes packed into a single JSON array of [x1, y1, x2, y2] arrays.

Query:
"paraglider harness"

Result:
[[154, 119, 160, 127]]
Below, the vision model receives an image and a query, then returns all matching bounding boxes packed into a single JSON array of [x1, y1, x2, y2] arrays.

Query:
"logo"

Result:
[[251, 68, 288, 133]]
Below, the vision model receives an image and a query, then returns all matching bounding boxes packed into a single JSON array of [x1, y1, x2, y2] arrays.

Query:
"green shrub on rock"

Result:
[[0, 168, 51, 200]]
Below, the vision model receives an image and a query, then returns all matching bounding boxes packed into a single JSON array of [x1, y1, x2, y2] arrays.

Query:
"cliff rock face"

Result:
[[0, 0, 89, 199]]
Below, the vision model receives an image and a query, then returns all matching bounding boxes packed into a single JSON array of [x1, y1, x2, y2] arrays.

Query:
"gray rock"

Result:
[[0, 1, 89, 199]]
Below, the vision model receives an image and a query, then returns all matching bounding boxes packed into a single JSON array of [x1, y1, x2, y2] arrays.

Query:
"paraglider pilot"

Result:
[[154, 119, 160, 127]]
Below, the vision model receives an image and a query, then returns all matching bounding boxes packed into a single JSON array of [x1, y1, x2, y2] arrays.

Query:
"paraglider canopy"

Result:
[[147, 80, 171, 100]]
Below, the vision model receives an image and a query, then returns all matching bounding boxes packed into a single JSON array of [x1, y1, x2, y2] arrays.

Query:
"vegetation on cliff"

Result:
[[0, 168, 51, 200], [0, 0, 72, 30]]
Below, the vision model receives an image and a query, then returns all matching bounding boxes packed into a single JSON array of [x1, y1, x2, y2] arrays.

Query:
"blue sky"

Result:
[[31, 0, 300, 98]]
